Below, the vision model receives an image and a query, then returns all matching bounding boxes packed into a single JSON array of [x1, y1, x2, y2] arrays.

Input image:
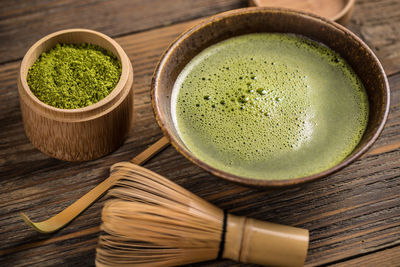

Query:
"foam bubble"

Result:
[[171, 33, 368, 180]]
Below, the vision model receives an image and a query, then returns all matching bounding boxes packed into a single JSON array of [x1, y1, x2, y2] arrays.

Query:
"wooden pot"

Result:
[[18, 29, 134, 161], [249, 0, 356, 25]]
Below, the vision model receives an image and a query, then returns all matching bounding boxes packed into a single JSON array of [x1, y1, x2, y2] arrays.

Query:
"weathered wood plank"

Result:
[[0, 0, 247, 64], [331, 245, 400, 267], [348, 0, 400, 76], [1, 12, 400, 266], [1, 0, 399, 73], [1, 0, 400, 266]]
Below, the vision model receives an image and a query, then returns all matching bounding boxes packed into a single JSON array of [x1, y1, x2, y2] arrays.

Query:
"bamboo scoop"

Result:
[[21, 136, 170, 233], [96, 162, 309, 267]]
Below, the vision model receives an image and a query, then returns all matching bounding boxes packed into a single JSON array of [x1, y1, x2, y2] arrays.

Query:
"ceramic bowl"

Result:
[[18, 29, 134, 161], [151, 8, 390, 186]]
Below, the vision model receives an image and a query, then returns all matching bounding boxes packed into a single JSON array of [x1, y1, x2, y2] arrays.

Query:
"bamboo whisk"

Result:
[[96, 162, 309, 267]]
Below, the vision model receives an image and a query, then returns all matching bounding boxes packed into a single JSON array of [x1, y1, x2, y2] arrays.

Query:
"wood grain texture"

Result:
[[347, 0, 400, 76], [0, 0, 247, 64], [331, 245, 400, 267], [0, 0, 399, 266]]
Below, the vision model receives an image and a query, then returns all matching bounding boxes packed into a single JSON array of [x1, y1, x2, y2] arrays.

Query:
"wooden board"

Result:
[[331, 246, 400, 267], [0, 0, 247, 63], [0, 0, 399, 266]]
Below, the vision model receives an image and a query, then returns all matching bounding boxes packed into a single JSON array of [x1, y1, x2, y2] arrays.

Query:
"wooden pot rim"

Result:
[[250, 0, 356, 23], [19, 28, 131, 121], [152, 7, 390, 187], [332, 0, 355, 22]]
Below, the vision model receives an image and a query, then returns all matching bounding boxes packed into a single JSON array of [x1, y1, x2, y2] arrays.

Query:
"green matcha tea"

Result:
[[171, 33, 368, 180], [27, 43, 121, 109]]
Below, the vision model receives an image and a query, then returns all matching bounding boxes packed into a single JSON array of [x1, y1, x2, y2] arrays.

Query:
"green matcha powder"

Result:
[[27, 43, 122, 109]]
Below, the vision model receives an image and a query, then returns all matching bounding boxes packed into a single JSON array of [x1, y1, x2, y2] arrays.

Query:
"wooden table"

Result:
[[1, 1, 399, 266]]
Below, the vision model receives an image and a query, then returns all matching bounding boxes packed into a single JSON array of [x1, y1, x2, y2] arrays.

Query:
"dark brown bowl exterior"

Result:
[[151, 7, 390, 187]]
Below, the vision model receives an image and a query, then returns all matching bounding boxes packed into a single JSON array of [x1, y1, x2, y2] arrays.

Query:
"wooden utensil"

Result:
[[96, 162, 309, 267], [21, 136, 170, 234], [18, 29, 134, 161], [249, 0, 356, 25]]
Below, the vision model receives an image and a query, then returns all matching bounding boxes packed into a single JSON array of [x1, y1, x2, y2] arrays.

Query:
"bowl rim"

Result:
[[19, 28, 130, 114], [151, 7, 390, 187]]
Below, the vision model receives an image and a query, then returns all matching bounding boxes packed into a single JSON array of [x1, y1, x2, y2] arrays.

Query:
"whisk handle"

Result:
[[224, 214, 309, 267]]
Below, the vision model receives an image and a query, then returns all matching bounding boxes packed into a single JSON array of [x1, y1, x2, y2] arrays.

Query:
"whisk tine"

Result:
[[97, 163, 223, 267], [97, 162, 309, 267], [110, 162, 221, 216]]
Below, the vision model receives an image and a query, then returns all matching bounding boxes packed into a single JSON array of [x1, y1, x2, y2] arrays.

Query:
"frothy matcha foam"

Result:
[[171, 33, 368, 180]]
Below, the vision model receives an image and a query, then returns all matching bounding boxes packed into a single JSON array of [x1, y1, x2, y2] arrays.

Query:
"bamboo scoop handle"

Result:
[[21, 136, 170, 233], [224, 214, 309, 267]]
